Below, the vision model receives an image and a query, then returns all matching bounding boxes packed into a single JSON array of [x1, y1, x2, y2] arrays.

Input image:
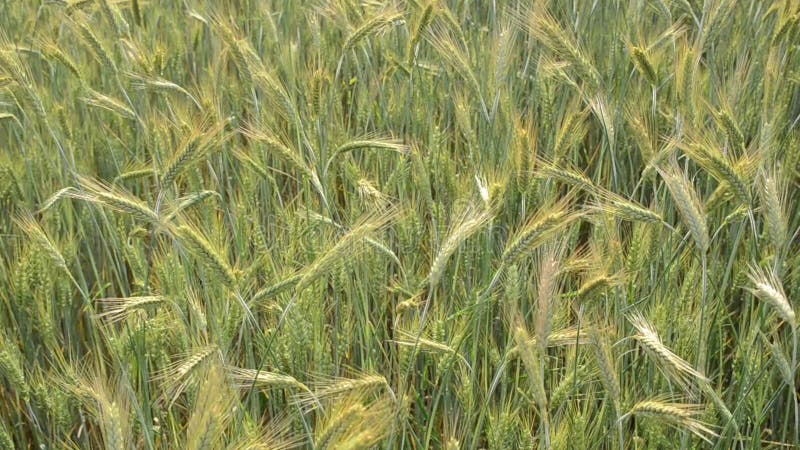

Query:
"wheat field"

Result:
[[0, 0, 798, 448]]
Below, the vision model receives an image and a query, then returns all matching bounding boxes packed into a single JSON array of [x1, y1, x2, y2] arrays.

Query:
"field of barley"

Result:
[[0, 0, 799, 448]]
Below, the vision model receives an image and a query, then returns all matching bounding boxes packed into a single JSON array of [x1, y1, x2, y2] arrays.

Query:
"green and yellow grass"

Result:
[[0, 0, 799, 448]]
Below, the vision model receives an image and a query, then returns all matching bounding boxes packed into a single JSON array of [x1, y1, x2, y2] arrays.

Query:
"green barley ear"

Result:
[[231, 147, 271, 179], [54, 106, 72, 142], [343, 8, 404, 53], [209, 17, 254, 84], [427, 24, 487, 117], [534, 244, 565, 352], [576, 271, 622, 301], [0, 164, 19, 209], [325, 136, 408, 174], [657, 163, 709, 254], [331, 137, 408, 158], [714, 107, 745, 152], [75, 19, 116, 71], [228, 415, 304, 450], [156, 346, 220, 403], [515, 5, 601, 90], [99, 399, 127, 450], [587, 325, 620, 413], [95, 296, 165, 324], [251, 273, 303, 306], [296, 210, 396, 293], [407, 1, 436, 65], [239, 125, 328, 208], [501, 196, 581, 266], [128, 72, 202, 109], [628, 311, 708, 392], [0, 334, 28, 401], [674, 42, 696, 108], [315, 402, 367, 449], [757, 167, 789, 251], [534, 157, 596, 193], [38, 38, 81, 80], [698, 0, 736, 50], [444, 436, 460, 450], [552, 106, 589, 163], [513, 115, 537, 190], [175, 225, 237, 288], [315, 396, 395, 450], [308, 67, 330, 114], [30, 184, 64, 214], [0, 112, 20, 130], [131, 0, 141, 26], [538, 69, 554, 135], [75, 375, 131, 450], [113, 166, 155, 184], [760, 333, 794, 387], [163, 190, 221, 222], [771, 11, 800, 46], [507, 326, 591, 358], [295, 371, 394, 411], [679, 138, 752, 206], [393, 330, 472, 373], [746, 264, 796, 329], [227, 366, 309, 392], [550, 365, 594, 410], [97, 0, 129, 36], [0, 420, 12, 450], [81, 88, 136, 120], [161, 118, 228, 187], [71, 177, 161, 224], [506, 315, 549, 444], [14, 214, 68, 272], [622, 399, 716, 443], [185, 363, 233, 450], [357, 178, 388, 208], [0, 44, 27, 86], [428, 204, 492, 289], [590, 190, 666, 226], [630, 46, 658, 86], [453, 92, 479, 152], [588, 94, 616, 150], [625, 103, 658, 165]]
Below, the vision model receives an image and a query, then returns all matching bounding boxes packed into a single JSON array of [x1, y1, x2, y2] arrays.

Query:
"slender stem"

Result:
[[793, 327, 798, 443], [696, 253, 708, 373]]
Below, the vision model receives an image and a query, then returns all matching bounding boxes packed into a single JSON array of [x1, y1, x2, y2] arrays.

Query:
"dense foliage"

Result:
[[0, 0, 799, 448]]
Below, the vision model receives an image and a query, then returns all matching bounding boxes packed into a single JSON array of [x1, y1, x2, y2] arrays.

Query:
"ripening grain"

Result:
[[0, 1, 798, 448]]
